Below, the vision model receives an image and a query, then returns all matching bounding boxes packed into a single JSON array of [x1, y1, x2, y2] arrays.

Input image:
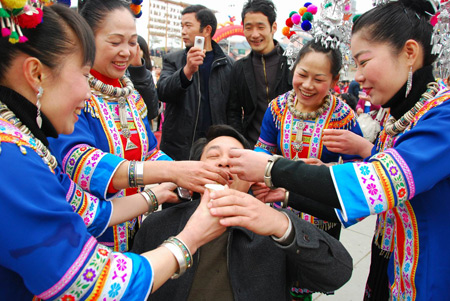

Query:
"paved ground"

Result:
[[314, 215, 377, 300]]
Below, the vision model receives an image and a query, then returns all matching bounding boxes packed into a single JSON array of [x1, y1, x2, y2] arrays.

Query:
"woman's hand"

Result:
[[177, 190, 226, 254], [150, 182, 179, 205], [229, 149, 271, 183], [251, 182, 285, 203], [171, 161, 230, 193], [323, 129, 373, 158], [301, 158, 326, 166], [208, 189, 289, 238]]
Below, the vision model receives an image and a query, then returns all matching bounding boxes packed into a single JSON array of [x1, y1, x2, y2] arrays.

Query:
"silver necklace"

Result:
[[286, 90, 331, 159], [89, 74, 138, 150], [0, 101, 58, 169], [384, 82, 439, 136]]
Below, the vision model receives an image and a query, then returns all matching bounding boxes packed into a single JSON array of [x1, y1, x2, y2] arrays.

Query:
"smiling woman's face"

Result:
[[351, 31, 409, 106], [292, 51, 338, 112], [92, 8, 137, 79]]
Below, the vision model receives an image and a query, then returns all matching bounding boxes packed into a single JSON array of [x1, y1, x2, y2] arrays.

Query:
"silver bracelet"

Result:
[[135, 161, 145, 186], [141, 189, 158, 215], [161, 242, 187, 279], [283, 190, 289, 208], [271, 211, 293, 243], [264, 155, 282, 189]]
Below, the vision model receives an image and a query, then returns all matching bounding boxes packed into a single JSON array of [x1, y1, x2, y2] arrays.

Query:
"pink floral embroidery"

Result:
[[367, 183, 378, 195], [117, 258, 127, 271]]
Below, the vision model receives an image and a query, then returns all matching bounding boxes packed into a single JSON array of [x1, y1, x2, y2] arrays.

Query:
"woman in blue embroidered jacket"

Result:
[[253, 40, 364, 298], [0, 3, 226, 299], [227, 0, 450, 299], [48, 0, 228, 252]]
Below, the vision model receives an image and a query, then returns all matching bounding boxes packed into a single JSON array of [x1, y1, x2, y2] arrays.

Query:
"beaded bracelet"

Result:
[[161, 236, 193, 279], [135, 161, 145, 186], [141, 189, 158, 214], [128, 160, 137, 187]]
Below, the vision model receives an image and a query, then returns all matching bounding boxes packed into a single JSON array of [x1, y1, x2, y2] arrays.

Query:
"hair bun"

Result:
[[399, 0, 439, 18]]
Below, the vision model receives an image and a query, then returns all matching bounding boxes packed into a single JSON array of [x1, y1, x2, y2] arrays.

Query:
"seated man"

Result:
[[131, 125, 352, 300]]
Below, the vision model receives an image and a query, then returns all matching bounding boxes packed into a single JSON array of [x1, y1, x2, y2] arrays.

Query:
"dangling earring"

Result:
[[36, 87, 43, 128], [405, 66, 413, 98]]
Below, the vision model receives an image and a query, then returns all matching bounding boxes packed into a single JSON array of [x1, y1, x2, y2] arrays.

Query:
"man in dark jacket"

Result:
[[157, 5, 234, 160], [227, 0, 292, 146], [132, 125, 353, 300]]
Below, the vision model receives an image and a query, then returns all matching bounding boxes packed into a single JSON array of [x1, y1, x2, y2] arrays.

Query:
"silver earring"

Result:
[[36, 87, 43, 128], [405, 66, 413, 98]]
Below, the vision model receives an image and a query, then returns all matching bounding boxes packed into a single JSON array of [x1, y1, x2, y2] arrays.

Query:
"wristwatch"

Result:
[[264, 155, 283, 189]]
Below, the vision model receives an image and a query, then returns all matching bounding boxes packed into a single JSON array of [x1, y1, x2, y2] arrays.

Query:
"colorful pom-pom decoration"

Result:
[[291, 13, 301, 25], [301, 20, 312, 31], [299, 7, 307, 16], [2, 27, 11, 37], [130, 3, 140, 14], [0, 7, 11, 17], [16, 7, 43, 28], [285, 17, 294, 27], [352, 14, 361, 23], [289, 10, 297, 18], [1, 0, 27, 10], [302, 12, 313, 22], [8, 30, 19, 43], [132, 0, 143, 4], [324, 2, 333, 9], [57, 0, 70, 6], [284, 2, 318, 38], [306, 4, 317, 14]]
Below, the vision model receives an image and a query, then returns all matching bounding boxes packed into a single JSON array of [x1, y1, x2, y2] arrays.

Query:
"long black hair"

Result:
[[352, 0, 437, 66]]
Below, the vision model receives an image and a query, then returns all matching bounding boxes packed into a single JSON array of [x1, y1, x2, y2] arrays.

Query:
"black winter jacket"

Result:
[[131, 199, 353, 300], [227, 43, 292, 143], [127, 59, 159, 121], [157, 41, 234, 160]]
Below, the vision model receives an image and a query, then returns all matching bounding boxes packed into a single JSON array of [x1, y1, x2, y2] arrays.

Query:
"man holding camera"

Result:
[[157, 5, 234, 160]]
